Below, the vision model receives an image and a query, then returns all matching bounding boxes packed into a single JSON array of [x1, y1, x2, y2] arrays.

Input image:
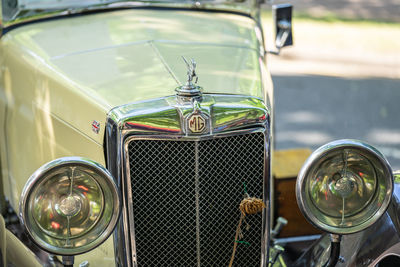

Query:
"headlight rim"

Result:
[[296, 139, 394, 235], [19, 157, 121, 256]]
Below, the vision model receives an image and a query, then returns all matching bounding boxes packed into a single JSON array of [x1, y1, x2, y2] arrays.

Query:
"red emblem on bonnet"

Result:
[[92, 120, 100, 134]]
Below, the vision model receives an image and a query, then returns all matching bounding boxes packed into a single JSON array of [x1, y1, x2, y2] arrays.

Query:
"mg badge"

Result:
[[185, 100, 209, 134], [188, 114, 206, 133]]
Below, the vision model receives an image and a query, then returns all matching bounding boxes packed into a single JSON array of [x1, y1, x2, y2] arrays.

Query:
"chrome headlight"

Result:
[[20, 157, 120, 255], [296, 140, 393, 234]]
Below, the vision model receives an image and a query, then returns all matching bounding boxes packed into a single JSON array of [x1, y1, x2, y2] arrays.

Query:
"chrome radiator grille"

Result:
[[126, 132, 265, 266]]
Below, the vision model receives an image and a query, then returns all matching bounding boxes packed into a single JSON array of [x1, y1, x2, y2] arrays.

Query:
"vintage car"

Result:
[[0, 0, 399, 266]]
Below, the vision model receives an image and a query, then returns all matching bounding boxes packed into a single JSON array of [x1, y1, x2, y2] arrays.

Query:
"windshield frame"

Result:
[[0, 0, 262, 34]]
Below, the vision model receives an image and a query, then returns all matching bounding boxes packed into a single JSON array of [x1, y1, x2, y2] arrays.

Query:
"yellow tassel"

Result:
[[240, 197, 265, 216]]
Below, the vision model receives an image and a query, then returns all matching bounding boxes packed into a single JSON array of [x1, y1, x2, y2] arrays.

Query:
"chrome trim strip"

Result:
[[194, 141, 201, 267], [261, 120, 271, 267], [275, 235, 321, 244], [123, 140, 138, 266], [107, 118, 132, 267]]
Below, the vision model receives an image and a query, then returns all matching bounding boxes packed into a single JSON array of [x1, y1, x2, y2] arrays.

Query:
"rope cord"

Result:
[[229, 183, 265, 267]]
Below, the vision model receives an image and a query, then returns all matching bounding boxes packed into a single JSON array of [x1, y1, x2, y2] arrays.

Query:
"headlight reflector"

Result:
[[20, 157, 120, 255], [296, 140, 393, 234]]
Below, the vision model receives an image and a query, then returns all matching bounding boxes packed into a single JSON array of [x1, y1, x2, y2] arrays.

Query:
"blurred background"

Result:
[[261, 0, 400, 169]]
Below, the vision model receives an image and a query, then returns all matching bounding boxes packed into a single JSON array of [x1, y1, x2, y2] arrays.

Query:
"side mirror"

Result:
[[272, 4, 293, 54]]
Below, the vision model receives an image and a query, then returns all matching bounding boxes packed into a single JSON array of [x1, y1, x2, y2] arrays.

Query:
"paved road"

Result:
[[269, 0, 400, 22], [273, 74, 400, 169], [261, 9, 400, 169]]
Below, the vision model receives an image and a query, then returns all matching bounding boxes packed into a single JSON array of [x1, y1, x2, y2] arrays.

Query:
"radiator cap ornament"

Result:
[[175, 57, 202, 98]]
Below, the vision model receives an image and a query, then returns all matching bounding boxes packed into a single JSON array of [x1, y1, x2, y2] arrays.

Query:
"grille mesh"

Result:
[[127, 132, 265, 266]]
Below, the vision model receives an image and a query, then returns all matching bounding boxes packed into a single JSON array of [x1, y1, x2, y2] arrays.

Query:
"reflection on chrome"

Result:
[[31, 166, 104, 242], [309, 149, 376, 221], [20, 157, 120, 255], [297, 139, 393, 234]]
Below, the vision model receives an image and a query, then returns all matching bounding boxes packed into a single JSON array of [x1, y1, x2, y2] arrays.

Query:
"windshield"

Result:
[[2, 0, 259, 27]]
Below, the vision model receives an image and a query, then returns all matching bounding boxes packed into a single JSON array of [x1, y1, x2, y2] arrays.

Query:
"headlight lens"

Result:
[[20, 157, 120, 255], [296, 140, 393, 234]]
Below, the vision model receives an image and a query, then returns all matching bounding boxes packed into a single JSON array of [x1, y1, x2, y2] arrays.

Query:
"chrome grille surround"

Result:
[[125, 131, 265, 266], [105, 94, 271, 267]]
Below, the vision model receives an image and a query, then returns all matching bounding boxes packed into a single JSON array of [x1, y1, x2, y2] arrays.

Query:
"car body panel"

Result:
[[1, 9, 264, 143], [0, 214, 41, 267], [74, 238, 116, 267], [1, 3, 397, 267], [0, 7, 271, 266], [0, 7, 267, 195], [0, 214, 5, 266], [5, 229, 43, 267], [0, 212, 115, 267], [51, 42, 263, 104]]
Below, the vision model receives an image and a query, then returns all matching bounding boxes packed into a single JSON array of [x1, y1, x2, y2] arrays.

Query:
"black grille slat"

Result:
[[127, 132, 265, 266]]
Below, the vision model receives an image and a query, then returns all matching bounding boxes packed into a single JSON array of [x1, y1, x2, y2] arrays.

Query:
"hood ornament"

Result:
[[175, 57, 202, 98]]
